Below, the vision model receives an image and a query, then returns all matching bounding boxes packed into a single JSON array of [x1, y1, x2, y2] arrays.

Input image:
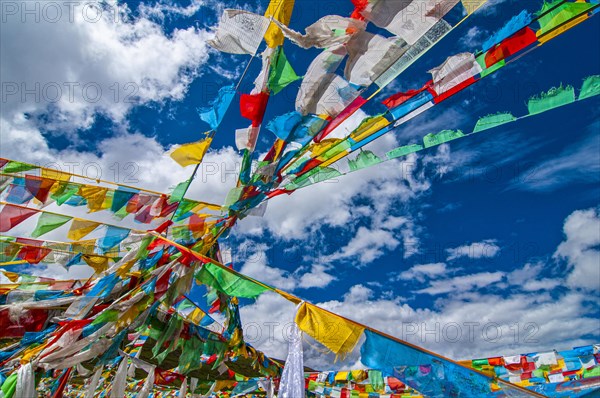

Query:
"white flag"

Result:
[[345, 31, 408, 86], [428, 52, 482, 94], [361, 0, 460, 45], [274, 15, 365, 49], [208, 10, 270, 55]]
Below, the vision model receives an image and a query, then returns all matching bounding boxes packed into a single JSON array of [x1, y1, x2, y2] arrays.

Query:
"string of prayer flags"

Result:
[[170, 137, 213, 167], [198, 85, 236, 130], [295, 302, 364, 358], [360, 329, 496, 397]]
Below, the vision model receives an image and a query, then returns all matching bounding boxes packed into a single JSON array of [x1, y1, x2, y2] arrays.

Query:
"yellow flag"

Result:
[[264, 0, 295, 48], [79, 186, 108, 212], [461, 0, 486, 14], [82, 254, 109, 273], [67, 218, 101, 241], [295, 302, 364, 358], [1, 270, 20, 282], [350, 115, 390, 143], [170, 138, 213, 167]]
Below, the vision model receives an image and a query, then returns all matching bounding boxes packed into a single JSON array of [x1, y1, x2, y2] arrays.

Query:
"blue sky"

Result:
[[0, 0, 599, 368]]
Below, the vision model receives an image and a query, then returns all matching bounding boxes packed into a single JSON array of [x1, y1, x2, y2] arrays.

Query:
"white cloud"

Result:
[[397, 263, 447, 283], [510, 126, 600, 192], [238, 243, 336, 290], [416, 271, 505, 295], [323, 227, 401, 264], [1, 2, 213, 133], [446, 239, 501, 261], [240, 284, 599, 369], [506, 262, 561, 292], [554, 208, 600, 291], [298, 265, 336, 289], [459, 26, 487, 49]]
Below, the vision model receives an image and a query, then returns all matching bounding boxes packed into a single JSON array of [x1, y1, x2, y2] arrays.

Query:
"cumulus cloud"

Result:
[[238, 243, 336, 291], [240, 207, 600, 368], [554, 207, 600, 291], [397, 263, 448, 283], [1, 1, 213, 132], [417, 271, 505, 295], [446, 239, 501, 261]]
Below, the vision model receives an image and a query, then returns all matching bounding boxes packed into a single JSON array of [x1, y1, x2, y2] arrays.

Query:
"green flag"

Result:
[[579, 75, 600, 100], [50, 183, 79, 205], [196, 262, 270, 299], [31, 212, 72, 238], [472, 112, 516, 133], [3, 160, 37, 173], [168, 179, 191, 204], [268, 48, 301, 95]]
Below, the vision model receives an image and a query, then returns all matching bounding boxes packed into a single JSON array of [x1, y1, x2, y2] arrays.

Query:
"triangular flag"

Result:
[[198, 86, 236, 130], [1, 270, 20, 282], [31, 212, 72, 238], [268, 47, 301, 94], [97, 225, 130, 252], [79, 186, 109, 212], [0, 205, 38, 233], [111, 187, 137, 213], [168, 180, 190, 204], [3, 161, 37, 173], [25, 175, 56, 203], [170, 138, 213, 167], [67, 218, 101, 241], [82, 254, 109, 273]]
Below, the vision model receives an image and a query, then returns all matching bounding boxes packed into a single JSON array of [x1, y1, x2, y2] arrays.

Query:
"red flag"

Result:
[[485, 27, 537, 68], [351, 1, 367, 20], [134, 206, 154, 224], [52, 367, 73, 398], [315, 96, 367, 142], [0, 204, 38, 232], [240, 92, 270, 127], [17, 244, 51, 264], [25, 175, 56, 202], [126, 194, 152, 213], [0, 159, 8, 168], [382, 82, 434, 109], [0, 308, 49, 338], [433, 76, 477, 104]]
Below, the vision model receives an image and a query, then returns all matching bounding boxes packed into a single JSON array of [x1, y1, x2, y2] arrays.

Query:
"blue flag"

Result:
[[198, 85, 236, 130]]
